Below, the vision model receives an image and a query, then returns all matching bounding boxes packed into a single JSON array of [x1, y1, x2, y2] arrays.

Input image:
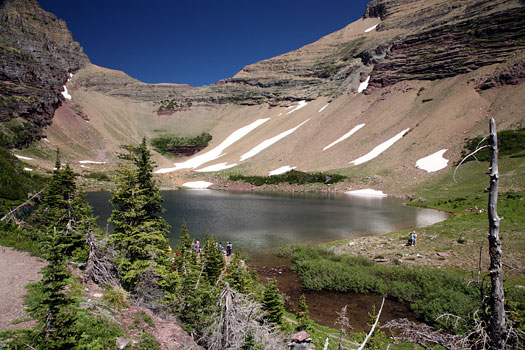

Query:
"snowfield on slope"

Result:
[[182, 181, 213, 189], [350, 128, 410, 165], [358, 76, 370, 93], [345, 189, 387, 197], [155, 118, 270, 174], [415, 149, 449, 172], [269, 166, 296, 176], [240, 119, 309, 162], [286, 101, 308, 115], [323, 124, 365, 151], [196, 162, 237, 172], [364, 24, 379, 32]]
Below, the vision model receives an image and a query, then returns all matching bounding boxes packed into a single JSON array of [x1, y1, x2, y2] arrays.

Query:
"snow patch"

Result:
[[269, 166, 296, 176], [15, 155, 34, 160], [80, 165, 89, 169], [61, 85, 72, 100], [196, 162, 237, 172], [79, 160, 106, 164], [364, 24, 379, 33], [23, 167, 33, 172], [182, 181, 214, 189], [43, 138, 50, 143], [286, 100, 307, 115], [350, 128, 410, 165], [358, 76, 370, 93], [69, 73, 73, 78], [319, 104, 329, 113], [323, 123, 365, 151], [415, 149, 449, 173], [154, 118, 270, 174], [345, 189, 387, 197], [240, 119, 309, 161]]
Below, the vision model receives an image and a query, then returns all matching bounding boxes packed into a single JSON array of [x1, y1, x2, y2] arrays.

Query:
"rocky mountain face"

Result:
[[0, 0, 89, 147]]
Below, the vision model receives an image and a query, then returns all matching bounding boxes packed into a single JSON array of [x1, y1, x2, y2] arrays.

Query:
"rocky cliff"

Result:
[[0, 0, 89, 147]]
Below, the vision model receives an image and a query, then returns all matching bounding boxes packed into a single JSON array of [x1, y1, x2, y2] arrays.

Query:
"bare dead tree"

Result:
[[357, 296, 385, 350], [200, 283, 285, 350], [381, 318, 466, 349], [1, 189, 44, 222], [84, 230, 119, 286], [487, 117, 506, 349], [335, 305, 352, 350]]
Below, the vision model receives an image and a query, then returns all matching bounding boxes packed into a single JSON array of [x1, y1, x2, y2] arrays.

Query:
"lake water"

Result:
[[86, 190, 448, 252]]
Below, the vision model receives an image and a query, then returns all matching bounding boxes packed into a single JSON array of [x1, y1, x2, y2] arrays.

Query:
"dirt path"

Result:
[[0, 246, 45, 330]]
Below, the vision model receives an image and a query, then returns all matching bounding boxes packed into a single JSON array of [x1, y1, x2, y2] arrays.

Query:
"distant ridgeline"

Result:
[[150, 133, 212, 156], [462, 128, 525, 162]]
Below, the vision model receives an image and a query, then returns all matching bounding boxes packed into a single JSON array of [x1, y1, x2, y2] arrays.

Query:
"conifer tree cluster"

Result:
[[263, 279, 285, 325]]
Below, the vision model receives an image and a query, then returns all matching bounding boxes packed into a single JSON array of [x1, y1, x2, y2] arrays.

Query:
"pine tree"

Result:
[[202, 233, 225, 285], [263, 279, 284, 325], [296, 294, 313, 331], [109, 139, 171, 294], [25, 228, 81, 349], [174, 221, 194, 272], [30, 149, 95, 258], [225, 254, 258, 295]]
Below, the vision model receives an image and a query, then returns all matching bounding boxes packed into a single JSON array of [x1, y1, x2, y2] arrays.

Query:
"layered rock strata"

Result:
[[0, 0, 89, 147]]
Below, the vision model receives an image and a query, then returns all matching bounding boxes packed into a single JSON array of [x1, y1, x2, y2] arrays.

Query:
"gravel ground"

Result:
[[0, 246, 45, 330]]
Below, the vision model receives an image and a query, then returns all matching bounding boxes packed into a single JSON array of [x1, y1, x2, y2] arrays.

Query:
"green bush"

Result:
[[291, 246, 481, 330], [462, 128, 525, 162], [103, 286, 130, 310], [230, 170, 346, 186], [150, 132, 212, 154]]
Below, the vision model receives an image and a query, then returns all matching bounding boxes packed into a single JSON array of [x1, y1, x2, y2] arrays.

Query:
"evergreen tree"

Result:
[[109, 140, 171, 294], [174, 221, 194, 272], [263, 279, 284, 325], [30, 149, 95, 258], [25, 228, 82, 349], [202, 233, 225, 285], [296, 294, 313, 332], [225, 254, 258, 295]]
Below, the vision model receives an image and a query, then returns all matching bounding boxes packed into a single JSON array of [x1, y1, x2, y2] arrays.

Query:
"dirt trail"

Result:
[[0, 246, 45, 330]]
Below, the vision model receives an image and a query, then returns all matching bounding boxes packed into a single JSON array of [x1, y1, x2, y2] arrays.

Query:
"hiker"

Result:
[[407, 232, 416, 246], [226, 242, 232, 256], [194, 240, 200, 254]]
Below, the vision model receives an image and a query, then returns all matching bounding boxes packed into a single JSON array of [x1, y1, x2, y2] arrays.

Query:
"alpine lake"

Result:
[[86, 189, 450, 330]]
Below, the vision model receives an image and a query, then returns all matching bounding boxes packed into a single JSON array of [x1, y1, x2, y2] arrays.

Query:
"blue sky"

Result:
[[39, 0, 371, 86]]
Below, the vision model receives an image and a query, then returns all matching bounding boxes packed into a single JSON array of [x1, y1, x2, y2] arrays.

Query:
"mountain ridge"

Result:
[[4, 0, 525, 195]]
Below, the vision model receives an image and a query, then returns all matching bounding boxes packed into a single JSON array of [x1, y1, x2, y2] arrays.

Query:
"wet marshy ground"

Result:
[[252, 253, 417, 332]]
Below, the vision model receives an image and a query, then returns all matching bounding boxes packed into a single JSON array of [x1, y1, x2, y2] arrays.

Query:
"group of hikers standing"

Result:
[[189, 239, 233, 256]]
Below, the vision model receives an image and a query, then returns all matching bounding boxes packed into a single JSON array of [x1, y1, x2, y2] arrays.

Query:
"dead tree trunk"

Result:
[[487, 117, 506, 349]]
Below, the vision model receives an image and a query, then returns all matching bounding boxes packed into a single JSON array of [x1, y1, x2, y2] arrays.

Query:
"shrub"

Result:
[[462, 128, 525, 162], [229, 170, 346, 186], [150, 132, 212, 155], [103, 286, 130, 310]]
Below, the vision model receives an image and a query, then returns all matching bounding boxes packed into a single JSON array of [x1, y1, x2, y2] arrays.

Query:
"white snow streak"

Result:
[[323, 123, 365, 151], [345, 189, 387, 197], [358, 76, 370, 93], [350, 128, 410, 165], [364, 24, 379, 33], [269, 166, 296, 176], [15, 155, 34, 160], [319, 104, 329, 113], [196, 162, 238, 172], [23, 167, 33, 172], [79, 160, 106, 164], [61, 85, 72, 100], [415, 149, 449, 172], [182, 181, 214, 189], [43, 138, 51, 143], [155, 118, 270, 174], [286, 101, 308, 115], [240, 119, 309, 162]]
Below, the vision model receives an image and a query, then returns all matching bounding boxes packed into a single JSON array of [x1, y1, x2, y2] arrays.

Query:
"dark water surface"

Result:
[[86, 189, 448, 251]]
